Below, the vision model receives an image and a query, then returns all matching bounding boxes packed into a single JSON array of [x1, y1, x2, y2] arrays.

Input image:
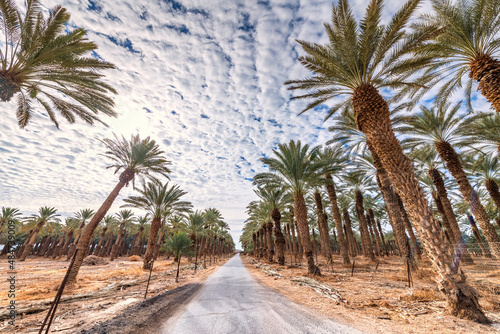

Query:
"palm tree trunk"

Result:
[[293, 193, 319, 275], [469, 55, 500, 113], [376, 220, 389, 256], [368, 209, 383, 257], [19, 221, 45, 261], [435, 141, 500, 258], [395, 193, 422, 259], [272, 209, 286, 265], [354, 190, 375, 261], [354, 84, 486, 322], [343, 209, 357, 257], [467, 214, 491, 258], [371, 146, 412, 262], [265, 221, 274, 262], [431, 168, 474, 264], [313, 191, 333, 261], [66, 169, 134, 284], [289, 215, 298, 261], [485, 179, 500, 212], [143, 217, 162, 269]]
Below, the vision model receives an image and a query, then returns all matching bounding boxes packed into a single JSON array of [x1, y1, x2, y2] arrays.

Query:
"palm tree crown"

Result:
[[0, 0, 117, 128]]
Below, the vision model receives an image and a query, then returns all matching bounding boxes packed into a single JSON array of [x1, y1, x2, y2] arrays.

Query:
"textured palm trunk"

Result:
[[395, 194, 422, 259], [366, 213, 380, 257], [93, 227, 107, 256], [259, 228, 265, 258], [435, 141, 500, 258], [368, 209, 383, 257], [252, 233, 257, 256], [467, 214, 491, 258], [67, 169, 134, 284], [372, 147, 412, 262], [19, 220, 46, 261], [154, 223, 165, 260], [354, 190, 375, 261], [485, 179, 500, 212], [354, 84, 486, 322], [376, 220, 389, 256], [143, 217, 162, 269], [272, 208, 286, 265], [289, 214, 298, 261], [342, 209, 357, 257], [313, 191, 332, 261], [430, 168, 474, 265], [46, 235, 61, 257], [293, 193, 320, 275], [110, 223, 126, 261], [469, 55, 500, 113], [67, 222, 86, 260], [433, 193, 454, 243], [130, 227, 143, 256], [55, 231, 72, 258], [265, 221, 274, 262], [496, 218, 500, 231]]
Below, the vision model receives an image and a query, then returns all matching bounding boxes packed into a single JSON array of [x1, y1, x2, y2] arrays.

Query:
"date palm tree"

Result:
[[254, 185, 290, 265], [66, 134, 172, 283], [67, 209, 95, 260], [401, 103, 500, 258], [19, 207, 60, 261], [109, 210, 135, 260], [122, 179, 192, 270], [0, 0, 117, 128], [414, 0, 500, 112], [182, 211, 205, 273], [254, 140, 329, 275], [471, 155, 500, 212], [285, 0, 486, 321], [164, 232, 193, 283]]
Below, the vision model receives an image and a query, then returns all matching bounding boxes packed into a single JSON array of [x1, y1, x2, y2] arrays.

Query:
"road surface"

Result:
[[162, 254, 362, 334]]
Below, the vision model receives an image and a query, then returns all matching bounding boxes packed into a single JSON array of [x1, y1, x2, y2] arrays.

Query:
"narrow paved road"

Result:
[[162, 254, 362, 334]]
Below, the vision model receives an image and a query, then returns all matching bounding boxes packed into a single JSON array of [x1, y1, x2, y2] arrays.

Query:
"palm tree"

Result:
[[285, 0, 486, 321], [67, 209, 95, 260], [414, 0, 500, 112], [165, 232, 193, 283], [122, 179, 192, 270], [66, 134, 171, 283], [472, 155, 500, 212], [401, 103, 500, 258], [254, 140, 329, 275], [0, 207, 22, 237], [93, 215, 115, 256], [109, 210, 135, 260], [465, 113, 500, 154], [0, 0, 117, 128], [129, 215, 149, 256], [19, 207, 60, 261], [316, 147, 350, 265], [254, 185, 290, 265], [182, 211, 205, 273]]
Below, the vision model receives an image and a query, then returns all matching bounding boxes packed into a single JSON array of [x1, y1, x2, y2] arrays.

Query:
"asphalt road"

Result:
[[162, 254, 363, 334]]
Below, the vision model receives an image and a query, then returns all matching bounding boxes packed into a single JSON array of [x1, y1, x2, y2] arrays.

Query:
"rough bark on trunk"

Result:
[[354, 84, 487, 322], [67, 169, 134, 284], [294, 193, 320, 275], [469, 55, 500, 113], [485, 179, 500, 212], [343, 209, 357, 257], [354, 190, 375, 261], [265, 221, 274, 262], [19, 220, 45, 261], [368, 209, 383, 257], [468, 214, 491, 258], [395, 193, 422, 259], [143, 217, 162, 269], [314, 191, 332, 260], [272, 209, 285, 266]]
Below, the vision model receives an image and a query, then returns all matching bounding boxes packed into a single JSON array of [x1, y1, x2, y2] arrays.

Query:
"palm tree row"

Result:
[[242, 0, 500, 322]]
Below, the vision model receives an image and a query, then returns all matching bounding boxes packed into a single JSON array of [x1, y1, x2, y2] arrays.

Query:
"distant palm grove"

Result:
[[240, 0, 500, 324]]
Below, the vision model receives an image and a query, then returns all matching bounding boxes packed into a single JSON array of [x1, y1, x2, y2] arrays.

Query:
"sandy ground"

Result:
[[242, 253, 500, 334], [0, 255, 229, 333]]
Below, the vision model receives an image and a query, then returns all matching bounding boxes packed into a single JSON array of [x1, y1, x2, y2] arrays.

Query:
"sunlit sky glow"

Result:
[[0, 0, 490, 248]]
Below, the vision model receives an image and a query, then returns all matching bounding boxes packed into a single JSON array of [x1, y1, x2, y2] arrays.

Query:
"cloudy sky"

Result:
[[0, 0, 475, 247]]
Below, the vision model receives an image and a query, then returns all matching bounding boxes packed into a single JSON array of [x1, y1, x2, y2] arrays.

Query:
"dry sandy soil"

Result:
[[242, 253, 500, 334], [0, 255, 229, 333]]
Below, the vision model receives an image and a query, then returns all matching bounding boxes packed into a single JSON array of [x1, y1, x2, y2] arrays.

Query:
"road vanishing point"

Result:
[[162, 254, 362, 334]]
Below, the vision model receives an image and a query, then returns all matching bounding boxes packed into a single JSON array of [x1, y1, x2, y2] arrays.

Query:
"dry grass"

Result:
[[128, 255, 142, 261]]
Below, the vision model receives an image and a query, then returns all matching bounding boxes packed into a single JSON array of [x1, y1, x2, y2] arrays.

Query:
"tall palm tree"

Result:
[[316, 147, 350, 265], [66, 134, 172, 283], [254, 185, 290, 265], [0, 0, 117, 128], [472, 155, 500, 212], [285, 0, 486, 321], [182, 211, 205, 273], [19, 207, 60, 261], [122, 179, 192, 270], [254, 140, 329, 275], [165, 232, 193, 283], [414, 0, 500, 112], [67, 209, 95, 260], [109, 210, 135, 260], [401, 103, 500, 258]]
